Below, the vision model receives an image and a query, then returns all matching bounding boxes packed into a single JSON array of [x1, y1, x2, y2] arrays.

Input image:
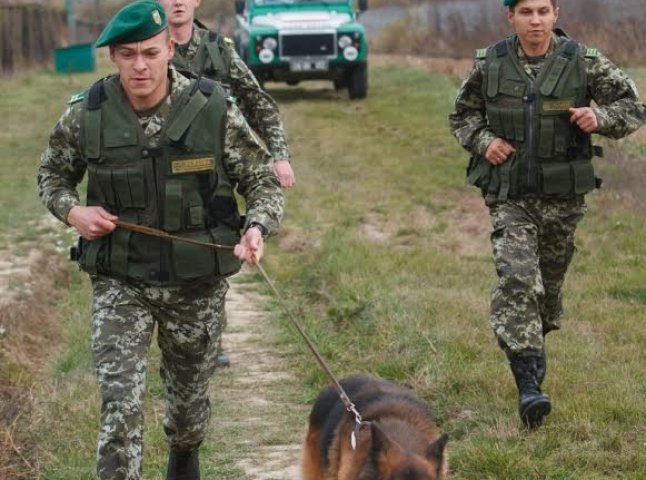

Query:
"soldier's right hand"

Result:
[[67, 206, 118, 240], [485, 138, 516, 165]]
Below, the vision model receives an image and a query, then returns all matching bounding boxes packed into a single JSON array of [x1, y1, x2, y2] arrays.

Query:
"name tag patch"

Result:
[[542, 99, 575, 112], [171, 157, 214, 174]]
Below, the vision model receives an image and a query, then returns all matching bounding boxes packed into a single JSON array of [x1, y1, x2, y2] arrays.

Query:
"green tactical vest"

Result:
[[467, 34, 602, 199], [77, 74, 241, 285], [172, 28, 232, 83]]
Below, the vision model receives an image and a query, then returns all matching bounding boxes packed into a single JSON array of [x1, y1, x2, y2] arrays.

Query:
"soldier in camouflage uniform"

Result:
[[159, 0, 295, 369], [37, 2, 283, 479], [159, 0, 296, 189], [449, 0, 645, 428]]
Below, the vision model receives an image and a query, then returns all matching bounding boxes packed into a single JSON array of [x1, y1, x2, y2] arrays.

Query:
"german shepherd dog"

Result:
[[302, 374, 449, 480]]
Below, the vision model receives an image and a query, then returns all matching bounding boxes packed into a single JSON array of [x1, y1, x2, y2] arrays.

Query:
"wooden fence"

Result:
[[1, 4, 100, 75], [1, 4, 65, 74]]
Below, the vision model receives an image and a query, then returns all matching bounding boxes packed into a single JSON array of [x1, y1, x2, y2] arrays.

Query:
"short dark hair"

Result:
[[510, 0, 558, 11]]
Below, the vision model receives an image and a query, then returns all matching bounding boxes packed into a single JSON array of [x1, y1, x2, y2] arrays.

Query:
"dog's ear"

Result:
[[426, 432, 449, 463]]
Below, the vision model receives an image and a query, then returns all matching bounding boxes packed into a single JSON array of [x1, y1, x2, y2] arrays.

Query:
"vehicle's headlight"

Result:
[[338, 35, 352, 49], [258, 49, 274, 64], [262, 37, 278, 50], [343, 46, 358, 61]]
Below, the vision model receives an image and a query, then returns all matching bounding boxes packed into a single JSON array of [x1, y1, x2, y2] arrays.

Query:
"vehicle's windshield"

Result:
[[253, 0, 347, 5]]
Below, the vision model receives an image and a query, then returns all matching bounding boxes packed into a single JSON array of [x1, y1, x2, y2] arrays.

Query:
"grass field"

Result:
[[0, 58, 644, 479]]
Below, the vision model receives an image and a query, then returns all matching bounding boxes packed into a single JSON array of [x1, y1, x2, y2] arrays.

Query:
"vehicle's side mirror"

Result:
[[234, 0, 245, 15], [358, 0, 368, 12]]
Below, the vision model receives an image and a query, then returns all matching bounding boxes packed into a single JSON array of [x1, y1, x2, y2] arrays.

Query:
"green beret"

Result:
[[95, 0, 167, 48], [503, 0, 518, 6]]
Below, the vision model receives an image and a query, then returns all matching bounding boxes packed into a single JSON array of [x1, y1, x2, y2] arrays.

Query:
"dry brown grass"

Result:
[[0, 246, 69, 480], [370, 3, 646, 66]]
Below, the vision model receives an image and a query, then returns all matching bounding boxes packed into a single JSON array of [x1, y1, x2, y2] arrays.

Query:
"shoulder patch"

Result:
[[474, 48, 488, 60], [68, 91, 85, 105], [584, 47, 599, 58], [223, 36, 234, 45]]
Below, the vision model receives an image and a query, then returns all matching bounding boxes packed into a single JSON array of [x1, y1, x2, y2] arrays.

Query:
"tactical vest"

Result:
[[173, 29, 231, 83], [77, 75, 241, 285], [467, 35, 602, 199]]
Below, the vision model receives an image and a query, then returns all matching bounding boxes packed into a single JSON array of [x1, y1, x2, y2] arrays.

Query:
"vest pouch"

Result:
[[87, 163, 116, 207], [571, 160, 596, 194], [466, 156, 492, 191], [540, 163, 572, 195], [111, 165, 146, 209], [485, 105, 505, 138], [210, 225, 241, 277], [78, 237, 107, 275], [171, 230, 217, 280], [498, 78, 526, 98], [538, 117, 555, 158]]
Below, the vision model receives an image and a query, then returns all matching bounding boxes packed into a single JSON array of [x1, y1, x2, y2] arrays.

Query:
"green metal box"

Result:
[[54, 43, 96, 73]]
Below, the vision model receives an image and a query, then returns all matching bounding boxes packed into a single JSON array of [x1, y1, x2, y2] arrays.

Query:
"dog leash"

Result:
[[116, 220, 235, 251], [116, 221, 365, 447]]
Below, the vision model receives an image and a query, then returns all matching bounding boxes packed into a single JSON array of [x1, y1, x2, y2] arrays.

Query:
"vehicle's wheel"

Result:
[[286, 80, 300, 86], [347, 63, 368, 100]]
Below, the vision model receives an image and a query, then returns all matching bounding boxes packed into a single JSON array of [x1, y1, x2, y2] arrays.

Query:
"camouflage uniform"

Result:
[[174, 25, 291, 162], [38, 67, 283, 479], [449, 32, 645, 355], [173, 24, 292, 368]]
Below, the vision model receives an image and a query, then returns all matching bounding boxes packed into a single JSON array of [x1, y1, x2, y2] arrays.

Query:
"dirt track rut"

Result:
[[210, 268, 307, 479]]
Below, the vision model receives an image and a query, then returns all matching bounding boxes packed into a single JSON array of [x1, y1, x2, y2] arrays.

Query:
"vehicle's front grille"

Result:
[[281, 33, 336, 58]]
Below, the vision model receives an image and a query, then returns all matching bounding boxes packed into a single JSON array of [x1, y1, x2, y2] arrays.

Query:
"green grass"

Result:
[[1, 61, 644, 478], [265, 66, 646, 478]]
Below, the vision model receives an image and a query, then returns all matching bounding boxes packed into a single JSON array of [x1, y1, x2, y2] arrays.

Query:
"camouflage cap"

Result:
[[95, 0, 167, 48]]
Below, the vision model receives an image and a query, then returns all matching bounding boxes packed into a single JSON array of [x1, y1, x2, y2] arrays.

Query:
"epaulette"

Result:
[[68, 91, 85, 105], [584, 47, 599, 58], [474, 48, 488, 60]]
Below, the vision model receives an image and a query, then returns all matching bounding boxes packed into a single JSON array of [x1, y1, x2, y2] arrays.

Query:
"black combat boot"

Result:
[[535, 349, 546, 387], [166, 449, 200, 480], [509, 354, 551, 428]]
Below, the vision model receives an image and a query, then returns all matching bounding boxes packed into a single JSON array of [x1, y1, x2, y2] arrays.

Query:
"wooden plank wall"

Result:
[[0, 4, 66, 74]]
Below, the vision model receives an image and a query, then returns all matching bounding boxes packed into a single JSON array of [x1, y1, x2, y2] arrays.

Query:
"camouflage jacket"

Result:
[[37, 66, 284, 234], [449, 32, 646, 157], [174, 25, 291, 162]]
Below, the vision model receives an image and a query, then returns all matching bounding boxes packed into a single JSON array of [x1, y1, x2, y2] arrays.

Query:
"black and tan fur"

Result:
[[302, 374, 449, 480]]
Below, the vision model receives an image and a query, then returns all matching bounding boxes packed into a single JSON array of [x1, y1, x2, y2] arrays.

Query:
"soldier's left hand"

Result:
[[568, 107, 598, 133], [234, 226, 265, 265], [273, 159, 296, 189]]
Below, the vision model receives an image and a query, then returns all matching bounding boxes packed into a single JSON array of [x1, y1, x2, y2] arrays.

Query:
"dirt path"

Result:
[[209, 268, 308, 480]]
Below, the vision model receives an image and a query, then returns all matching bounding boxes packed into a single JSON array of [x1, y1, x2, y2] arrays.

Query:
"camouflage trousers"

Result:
[[486, 196, 587, 355], [90, 275, 228, 480]]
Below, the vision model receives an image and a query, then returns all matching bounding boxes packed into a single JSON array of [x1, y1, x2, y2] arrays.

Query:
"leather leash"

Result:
[[116, 220, 235, 251], [116, 220, 364, 446]]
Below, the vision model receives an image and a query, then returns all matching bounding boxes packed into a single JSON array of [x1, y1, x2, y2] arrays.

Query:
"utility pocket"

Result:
[[572, 161, 596, 194], [87, 163, 147, 208], [486, 105, 525, 141], [540, 163, 572, 195], [111, 164, 146, 208], [210, 225, 241, 277], [78, 237, 107, 275], [172, 231, 217, 280], [466, 155, 492, 190]]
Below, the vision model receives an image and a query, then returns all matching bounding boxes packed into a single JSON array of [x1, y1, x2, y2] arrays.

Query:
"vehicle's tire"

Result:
[[286, 80, 300, 86], [347, 63, 368, 100]]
